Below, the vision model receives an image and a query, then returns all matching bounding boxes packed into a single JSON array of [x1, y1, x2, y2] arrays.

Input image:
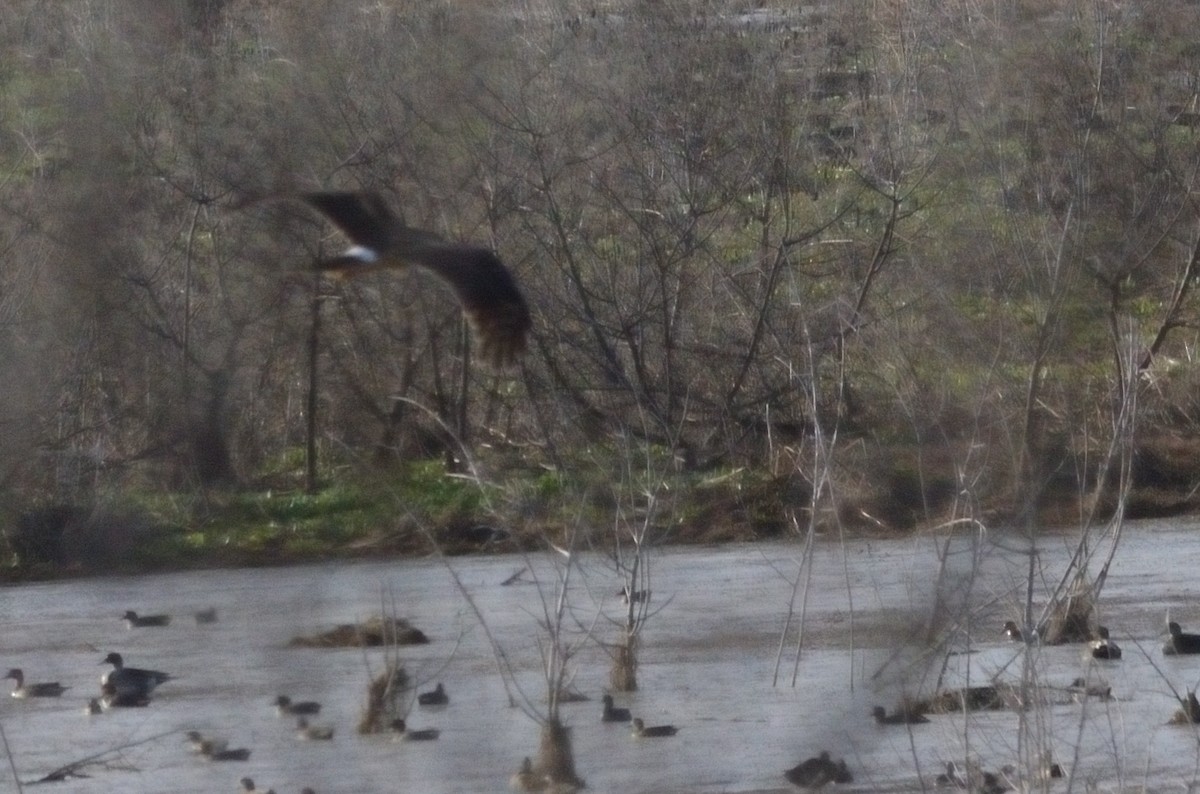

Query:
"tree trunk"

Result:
[[610, 629, 638, 692], [536, 717, 584, 788]]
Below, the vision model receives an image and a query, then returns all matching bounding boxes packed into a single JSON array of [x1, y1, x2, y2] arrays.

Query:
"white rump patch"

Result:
[[344, 245, 380, 263]]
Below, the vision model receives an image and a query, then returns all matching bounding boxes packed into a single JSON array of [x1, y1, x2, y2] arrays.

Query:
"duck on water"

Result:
[[100, 652, 172, 699]]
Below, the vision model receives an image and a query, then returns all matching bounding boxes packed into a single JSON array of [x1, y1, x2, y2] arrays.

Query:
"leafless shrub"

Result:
[[357, 661, 409, 735]]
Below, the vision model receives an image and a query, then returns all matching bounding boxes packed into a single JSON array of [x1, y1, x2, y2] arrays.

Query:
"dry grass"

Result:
[[288, 617, 429, 648], [357, 662, 409, 734]]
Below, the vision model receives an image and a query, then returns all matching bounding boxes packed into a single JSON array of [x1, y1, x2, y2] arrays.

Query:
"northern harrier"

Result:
[[297, 191, 531, 368]]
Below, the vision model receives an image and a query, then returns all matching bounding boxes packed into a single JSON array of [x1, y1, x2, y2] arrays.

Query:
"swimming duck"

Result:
[[601, 694, 631, 722], [509, 757, 545, 792], [784, 750, 852, 789], [1067, 677, 1111, 700], [389, 718, 440, 741], [4, 668, 68, 698], [1164, 621, 1200, 655], [618, 586, 650, 605], [122, 610, 170, 628], [205, 746, 251, 761], [417, 682, 449, 706], [872, 705, 929, 725], [935, 761, 1008, 793], [84, 698, 102, 715], [1089, 626, 1121, 660], [274, 695, 321, 716], [1039, 751, 1064, 780], [193, 607, 218, 625], [101, 652, 172, 699], [1170, 690, 1200, 724], [631, 717, 678, 737], [295, 717, 334, 740], [185, 730, 228, 755], [935, 761, 966, 787], [239, 778, 276, 794]]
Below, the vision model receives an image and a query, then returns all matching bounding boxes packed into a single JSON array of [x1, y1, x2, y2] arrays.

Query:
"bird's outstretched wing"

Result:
[[405, 241, 532, 368], [298, 191, 531, 367]]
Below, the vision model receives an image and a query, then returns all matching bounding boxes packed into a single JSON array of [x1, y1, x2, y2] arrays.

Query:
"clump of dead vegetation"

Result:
[[288, 616, 429, 648], [358, 661, 409, 734]]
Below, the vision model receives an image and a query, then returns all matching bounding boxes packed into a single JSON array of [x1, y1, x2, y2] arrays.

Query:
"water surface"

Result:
[[2, 518, 1200, 792]]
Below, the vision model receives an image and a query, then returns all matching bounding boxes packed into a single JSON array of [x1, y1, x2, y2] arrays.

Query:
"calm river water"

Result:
[[3, 517, 1200, 793]]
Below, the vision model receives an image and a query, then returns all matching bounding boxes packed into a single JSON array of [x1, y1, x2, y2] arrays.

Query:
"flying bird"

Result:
[[296, 191, 531, 368]]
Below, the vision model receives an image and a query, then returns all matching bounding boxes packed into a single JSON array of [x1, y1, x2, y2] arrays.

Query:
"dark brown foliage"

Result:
[[288, 617, 429, 648], [357, 662, 409, 735]]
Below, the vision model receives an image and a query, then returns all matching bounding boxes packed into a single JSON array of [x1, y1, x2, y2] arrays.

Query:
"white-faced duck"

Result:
[[1002, 621, 1023, 641], [5, 668, 68, 698], [631, 717, 678, 738], [101, 652, 172, 699], [418, 682, 449, 706], [274, 695, 321, 716], [601, 694, 631, 723], [389, 718, 440, 741], [123, 610, 170, 628], [1089, 626, 1121, 660], [295, 717, 334, 741], [872, 705, 929, 725], [292, 191, 532, 368], [1165, 621, 1200, 655]]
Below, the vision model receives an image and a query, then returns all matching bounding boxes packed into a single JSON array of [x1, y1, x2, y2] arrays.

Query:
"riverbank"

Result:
[[4, 433, 1200, 583]]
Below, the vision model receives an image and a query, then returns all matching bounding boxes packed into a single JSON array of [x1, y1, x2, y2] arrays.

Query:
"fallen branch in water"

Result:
[[25, 729, 177, 785]]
